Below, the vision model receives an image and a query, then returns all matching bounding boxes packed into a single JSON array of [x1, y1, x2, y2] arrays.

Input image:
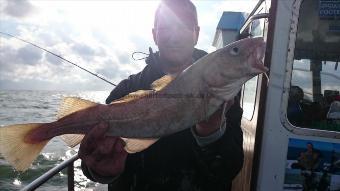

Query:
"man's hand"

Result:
[[195, 100, 234, 136], [79, 122, 128, 177]]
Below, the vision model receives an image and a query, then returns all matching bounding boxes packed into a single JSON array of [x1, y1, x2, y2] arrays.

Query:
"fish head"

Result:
[[202, 37, 268, 100]]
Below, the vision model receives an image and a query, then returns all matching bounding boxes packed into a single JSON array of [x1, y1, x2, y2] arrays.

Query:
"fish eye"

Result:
[[230, 47, 239, 56]]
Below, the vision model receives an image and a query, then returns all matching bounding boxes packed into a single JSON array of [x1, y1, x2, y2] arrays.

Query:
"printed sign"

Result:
[[319, 0, 340, 19], [284, 138, 340, 191]]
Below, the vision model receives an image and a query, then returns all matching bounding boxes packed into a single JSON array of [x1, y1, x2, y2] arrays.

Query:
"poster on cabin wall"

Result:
[[283, 138, 340, 191], [319, 0, 340, 20]]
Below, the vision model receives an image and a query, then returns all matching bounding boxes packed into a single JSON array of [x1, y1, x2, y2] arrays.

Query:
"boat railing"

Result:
[[22, 154, 79, 191]]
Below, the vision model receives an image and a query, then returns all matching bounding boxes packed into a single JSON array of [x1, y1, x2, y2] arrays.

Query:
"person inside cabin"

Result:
[[79, 0, 244, 190], [287, 85, 305, 126]]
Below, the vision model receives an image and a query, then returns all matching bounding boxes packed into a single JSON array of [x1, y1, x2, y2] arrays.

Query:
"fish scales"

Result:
[[104, 68, 213, 137]]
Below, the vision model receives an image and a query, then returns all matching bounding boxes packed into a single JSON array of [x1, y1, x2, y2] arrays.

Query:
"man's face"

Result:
[[152, 5, 199, 65]]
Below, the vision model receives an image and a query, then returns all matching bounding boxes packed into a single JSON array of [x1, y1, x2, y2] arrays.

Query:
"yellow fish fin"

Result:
[[60, 134, 85, 148], [121, 138, 159, 153], [58, 97, 97, 147], [0, 123, 49, 171], [111, 74, 176, 105], [111, 90, 154, 104], [151, 74, 176, 91], [57, 97, 98, 119]]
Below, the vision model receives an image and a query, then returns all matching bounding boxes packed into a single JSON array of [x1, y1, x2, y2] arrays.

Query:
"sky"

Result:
[[0, 0, 258, 91]]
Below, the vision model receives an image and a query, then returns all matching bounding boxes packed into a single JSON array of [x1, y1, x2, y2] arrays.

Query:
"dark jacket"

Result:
[[82, 48, 244, 191]]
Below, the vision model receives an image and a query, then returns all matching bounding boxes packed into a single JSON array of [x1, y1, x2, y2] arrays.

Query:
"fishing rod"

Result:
[[0, 31, 117, 86]]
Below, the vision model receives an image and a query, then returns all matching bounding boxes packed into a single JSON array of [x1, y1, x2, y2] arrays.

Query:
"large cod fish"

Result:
[[0, 37, 267, 171]]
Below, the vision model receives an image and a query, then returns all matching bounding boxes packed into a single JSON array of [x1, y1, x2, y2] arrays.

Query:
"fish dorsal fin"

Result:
[[58, 97, 98, 147], [121, 138, 159, 153], [151, 74, 175, 91], [57, 97, 98, 119], [111, 90, 155, 104], [110, 75, 176, 105]]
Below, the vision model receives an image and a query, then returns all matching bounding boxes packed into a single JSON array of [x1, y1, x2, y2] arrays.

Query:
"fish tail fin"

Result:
[[58, 97, 97, 147], [0, 123, 49, 171]]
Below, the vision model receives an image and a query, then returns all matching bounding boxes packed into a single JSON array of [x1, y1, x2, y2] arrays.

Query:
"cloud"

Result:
[[45, 52, 63, 66], [0, 42, 43, 80], [0, 45, 17, 71], [3, 0, 36, 18], [96, 59, 131, 81], [72, 43, 95, 58], [117, 53, 132, 65], [17, 45, 43, 65]]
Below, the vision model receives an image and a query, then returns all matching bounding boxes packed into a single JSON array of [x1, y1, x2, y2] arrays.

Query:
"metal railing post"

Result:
[[67, 161, 75, 191]]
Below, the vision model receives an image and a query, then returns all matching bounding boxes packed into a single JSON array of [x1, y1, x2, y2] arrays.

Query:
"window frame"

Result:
[[281, 0, 340, 138]]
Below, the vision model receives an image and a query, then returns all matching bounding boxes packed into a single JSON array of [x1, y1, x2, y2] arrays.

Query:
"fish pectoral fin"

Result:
[[57, 97, 98, 119], [121, 138, 159, 153], [151, 74, 176, 91], [0, 123, 49, 171], [60, 134, 85, 147]]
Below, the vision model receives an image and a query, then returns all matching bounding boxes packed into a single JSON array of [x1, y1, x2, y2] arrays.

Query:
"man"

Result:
[[295, 143, 322, 191], [79, 0, 244, 190], [297, 142, 321, 171]]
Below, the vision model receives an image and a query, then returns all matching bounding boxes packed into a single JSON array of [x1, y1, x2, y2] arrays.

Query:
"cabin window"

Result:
[[250, 17, 265, 38], [287, 0, 340, 131]]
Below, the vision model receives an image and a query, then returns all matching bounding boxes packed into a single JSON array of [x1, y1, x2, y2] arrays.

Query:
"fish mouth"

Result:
[[249, 40, 268, 73]]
